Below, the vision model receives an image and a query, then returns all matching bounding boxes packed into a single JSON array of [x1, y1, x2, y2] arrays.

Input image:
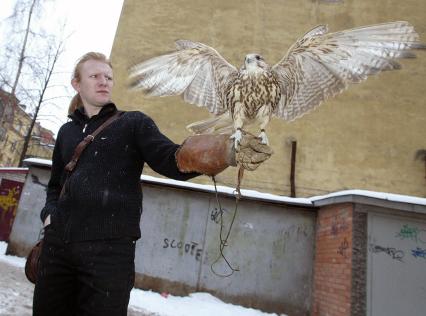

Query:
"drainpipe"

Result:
[[415, 149, 426, 180], [290, 140, 297, 197]]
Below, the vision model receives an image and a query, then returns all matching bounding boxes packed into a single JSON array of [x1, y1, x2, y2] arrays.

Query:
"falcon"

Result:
[[129, 21, 425, 147]]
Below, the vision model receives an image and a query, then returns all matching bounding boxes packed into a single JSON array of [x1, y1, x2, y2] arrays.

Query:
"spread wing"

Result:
[[272, 21, 426, 121], [129, 40, 238, 115]]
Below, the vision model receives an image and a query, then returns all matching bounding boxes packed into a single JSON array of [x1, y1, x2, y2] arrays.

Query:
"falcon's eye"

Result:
[[255, 55, 261, 61]]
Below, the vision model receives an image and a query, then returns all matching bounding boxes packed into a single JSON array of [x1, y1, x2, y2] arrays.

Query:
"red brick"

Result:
[[311, 203, 354, 316]]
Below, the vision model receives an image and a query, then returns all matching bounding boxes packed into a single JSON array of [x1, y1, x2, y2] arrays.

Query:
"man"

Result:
[[33, 52, 269, 316]]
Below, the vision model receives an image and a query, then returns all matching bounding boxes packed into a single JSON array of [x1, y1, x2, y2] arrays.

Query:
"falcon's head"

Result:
[[242, 54, 268, 73]]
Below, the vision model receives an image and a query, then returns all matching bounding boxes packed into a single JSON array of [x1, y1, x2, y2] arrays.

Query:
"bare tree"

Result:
[[0, 0, 44, 126], [11, 0, 39, 96], [18, 38, 64, 166], [0, 0, 69, 166]]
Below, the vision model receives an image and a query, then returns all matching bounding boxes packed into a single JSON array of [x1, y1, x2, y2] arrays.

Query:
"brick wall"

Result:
[[351, 210, 367, 316], [312, 203, 354, 316]]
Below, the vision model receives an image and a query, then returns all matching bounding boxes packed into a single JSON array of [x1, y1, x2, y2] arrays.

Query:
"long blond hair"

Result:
[[68, 52, 113, 114]]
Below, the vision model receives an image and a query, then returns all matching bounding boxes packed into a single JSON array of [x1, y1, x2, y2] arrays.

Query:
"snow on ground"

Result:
[[0, 242, 34, 316], [129, 290, 283, 316], [0, 242, 25, 268], [0, 241, 284, 316]]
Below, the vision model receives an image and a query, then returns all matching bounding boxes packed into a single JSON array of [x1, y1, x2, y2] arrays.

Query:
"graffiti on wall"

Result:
[[30, 174, 48, 189], [369, 243, 405, 262], [337, 238, 349, 258], [395, 224, 426, 244], [396, 224, 426, 261], [411, 247, 426, 259], [210, 207, 224, 224], [369, 223, 426, 262], [163, 238, 203, 261], [331, 215, 349, 236], [0, 187, 18, 213], [0, 179, 24, 241]]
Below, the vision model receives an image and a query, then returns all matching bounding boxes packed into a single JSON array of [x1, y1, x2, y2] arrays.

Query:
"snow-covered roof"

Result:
[[141, 175, 312, 206], [23, 158, 426, 213], [23, 158, 52, 167], [310, 189, 426, 214], [311, 189, 426, 206]]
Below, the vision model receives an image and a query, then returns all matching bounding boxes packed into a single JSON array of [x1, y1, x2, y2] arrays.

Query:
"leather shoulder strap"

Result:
[[64, 111, 123, 172]]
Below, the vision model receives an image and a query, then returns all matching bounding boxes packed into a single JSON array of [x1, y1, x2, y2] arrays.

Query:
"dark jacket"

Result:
[[41, 103, 197, 242]]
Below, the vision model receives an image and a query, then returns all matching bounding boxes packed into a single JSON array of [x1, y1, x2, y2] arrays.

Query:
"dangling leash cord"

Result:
[[210, 165, 245, 277]]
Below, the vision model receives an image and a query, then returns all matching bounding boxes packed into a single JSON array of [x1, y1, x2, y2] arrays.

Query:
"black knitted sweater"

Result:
[[41, 103, 197, 242]]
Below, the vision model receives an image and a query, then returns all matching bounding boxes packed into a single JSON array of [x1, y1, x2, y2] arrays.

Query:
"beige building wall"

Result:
[[0, 91, 55, 166], [0, 106, 31, 166], [110, 0, 426, 197], [0, 111, 55, 166], [25, 124, 55, 161]]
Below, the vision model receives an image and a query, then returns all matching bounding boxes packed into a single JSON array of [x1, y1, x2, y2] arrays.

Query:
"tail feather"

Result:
[[186, 113, 233, 135]]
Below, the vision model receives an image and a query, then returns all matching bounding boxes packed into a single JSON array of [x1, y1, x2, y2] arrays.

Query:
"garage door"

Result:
[[367, 212, 426, 316]]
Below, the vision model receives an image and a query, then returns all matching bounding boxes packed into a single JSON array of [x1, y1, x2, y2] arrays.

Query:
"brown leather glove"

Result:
[[176, 133, 273, 176], [176, 134, 236, 176]]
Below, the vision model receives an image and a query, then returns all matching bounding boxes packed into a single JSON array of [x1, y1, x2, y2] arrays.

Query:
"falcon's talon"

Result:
[[230, 129, 243, 149], [259, 131, 269, 145]]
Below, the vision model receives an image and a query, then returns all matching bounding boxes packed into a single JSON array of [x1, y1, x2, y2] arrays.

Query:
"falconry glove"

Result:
[[176, 134, 235, 176], [176, 134, 272, 176]]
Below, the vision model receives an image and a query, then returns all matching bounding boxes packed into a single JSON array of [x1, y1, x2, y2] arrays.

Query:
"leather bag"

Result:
[[24, 239, 43, 284]]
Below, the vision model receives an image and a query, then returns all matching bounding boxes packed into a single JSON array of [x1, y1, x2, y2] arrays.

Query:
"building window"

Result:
[[10, 140, 17, 152], [14, 120, 23, 134], [0, 126, 5, 142]]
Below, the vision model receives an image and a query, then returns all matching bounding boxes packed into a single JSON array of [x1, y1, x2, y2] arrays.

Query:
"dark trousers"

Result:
[[33, 227, 136, 316]]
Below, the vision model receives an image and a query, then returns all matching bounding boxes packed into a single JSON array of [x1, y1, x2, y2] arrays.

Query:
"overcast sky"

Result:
[[0, 0, 124, 135]]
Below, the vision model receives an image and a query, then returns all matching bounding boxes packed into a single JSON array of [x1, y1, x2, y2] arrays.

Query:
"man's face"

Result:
[[72, 59, 113, 108]]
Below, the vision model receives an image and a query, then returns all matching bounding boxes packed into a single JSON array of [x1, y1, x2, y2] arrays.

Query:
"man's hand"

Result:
[[43, 215, 51, 227]]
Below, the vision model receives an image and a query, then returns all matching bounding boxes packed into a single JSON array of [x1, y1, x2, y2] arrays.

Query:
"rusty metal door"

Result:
[[0, 179, 24, 241]]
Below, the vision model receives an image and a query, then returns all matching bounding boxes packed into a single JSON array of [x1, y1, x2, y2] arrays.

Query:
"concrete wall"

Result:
[[8, 164, 317, 316], [110, 0, 426, 198], [137, 184, 316, 315], [7, 166, 47, 254]]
